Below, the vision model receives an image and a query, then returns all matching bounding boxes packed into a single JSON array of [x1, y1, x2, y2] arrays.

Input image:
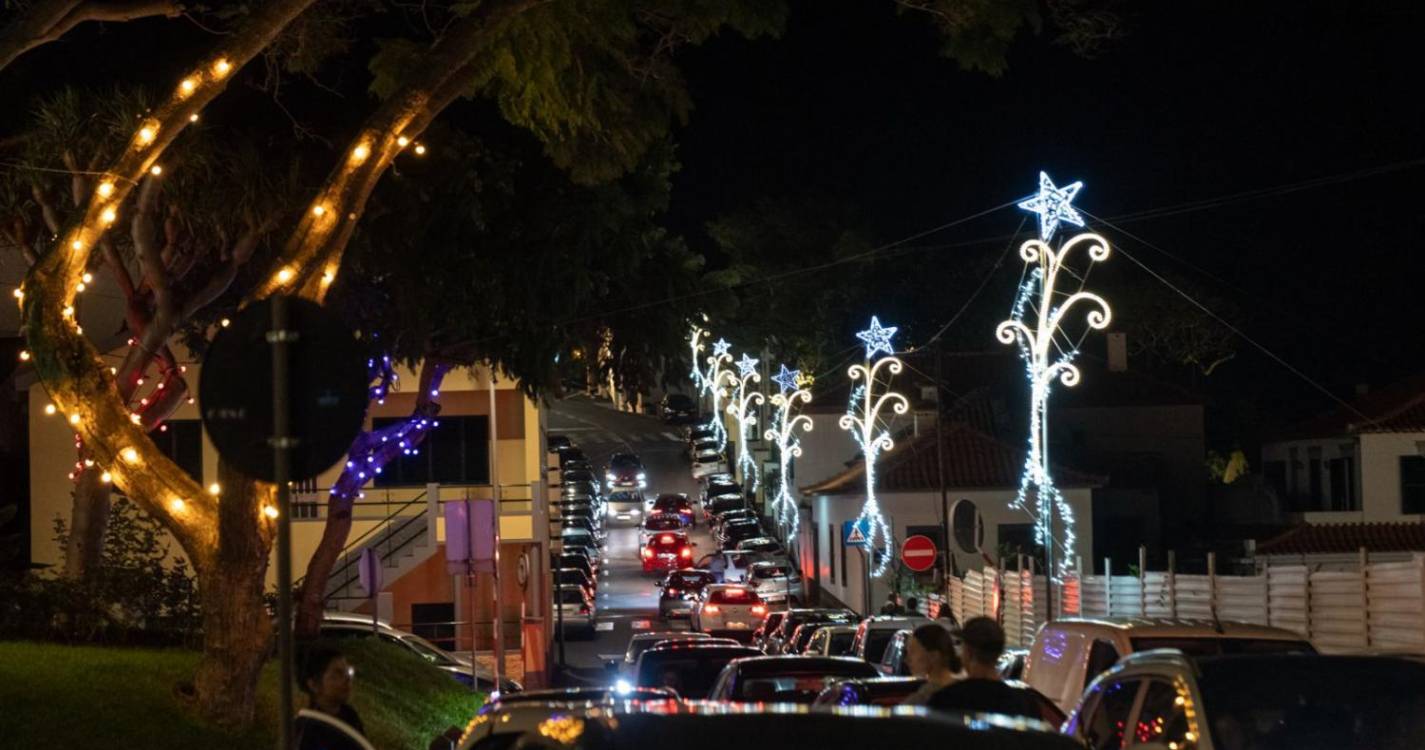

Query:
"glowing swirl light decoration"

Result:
[[764, 364, 813, 537], [839, 317, 910, 578], [703, 339, 736, 451], [689, 325, 707, 393], [727, 353, 766, 492], [995, 229, 1112, 582]]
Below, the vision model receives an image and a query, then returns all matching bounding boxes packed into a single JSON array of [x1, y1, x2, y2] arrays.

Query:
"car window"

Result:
[[1085, 678, 1142, 750], [863, 630, 898, 663], [1133, 680, 1191, 748], [637, 650, 751, 699], [828, 631, 855, 655], [1128, 637, 1315, 657], [1085, 639, 1122, 690]]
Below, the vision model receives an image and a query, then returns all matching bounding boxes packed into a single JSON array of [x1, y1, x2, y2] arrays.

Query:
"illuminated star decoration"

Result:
[[1016, 171, 1085, 242], [855, 316, 898, 359], [712, 338, 732, 358], [735, 353, 760, 378], [771, 364, 801, 395]]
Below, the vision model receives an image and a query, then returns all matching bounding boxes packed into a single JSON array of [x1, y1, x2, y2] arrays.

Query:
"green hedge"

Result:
[[0, 638, 485, 748]]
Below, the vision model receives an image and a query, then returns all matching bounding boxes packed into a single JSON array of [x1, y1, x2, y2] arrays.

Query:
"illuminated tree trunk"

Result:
[[294, 359, 450, 638], [63, 466, 111, 579]]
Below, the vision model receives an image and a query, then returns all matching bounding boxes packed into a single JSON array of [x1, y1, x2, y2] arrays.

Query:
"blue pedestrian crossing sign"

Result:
[[843, 518, 871, 548]]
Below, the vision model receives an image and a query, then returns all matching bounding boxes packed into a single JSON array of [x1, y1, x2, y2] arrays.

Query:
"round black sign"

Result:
[[199, 296, 369, 482]]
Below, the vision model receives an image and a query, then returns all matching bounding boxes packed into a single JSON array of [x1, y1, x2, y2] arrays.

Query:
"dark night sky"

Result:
[[667, 0, 1425, 425]]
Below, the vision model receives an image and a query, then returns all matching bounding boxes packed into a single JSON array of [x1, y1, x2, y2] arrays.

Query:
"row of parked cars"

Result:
[[547, 436, 609, 637]]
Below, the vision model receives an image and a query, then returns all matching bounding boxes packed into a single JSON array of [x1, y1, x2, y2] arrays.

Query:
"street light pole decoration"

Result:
[[727, 353, 766, 492], [704, 338, 734, 451], [764, 364, 813, 536], [689, 325, 706, 394], [997, 172, 1111, 581], [840, 316, 909, 578]]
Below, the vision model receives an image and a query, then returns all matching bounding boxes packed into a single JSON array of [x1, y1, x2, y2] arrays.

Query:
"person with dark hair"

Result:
[[927, 617, 1036, 719], [901, 623, 962, 705], [904, 596, 919, 615], [879, 592, 904, 615], [295, 646, 371, 750]]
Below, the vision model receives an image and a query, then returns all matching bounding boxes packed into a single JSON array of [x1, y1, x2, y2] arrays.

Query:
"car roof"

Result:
[[655, 493, 690, 501], [725, 655, 884, 675], [1043, 617, 1308, 639], [860, 615, 932, 628], [704, 583, 756, 593], [644, 642, 758, 656]]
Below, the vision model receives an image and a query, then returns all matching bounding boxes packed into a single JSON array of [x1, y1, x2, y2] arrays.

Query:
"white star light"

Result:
[[855, 316, 898, 359], [712, 338, 732, 358], [1017, 171, 1085, 242], [771, 364, 801, 395], [735, 353, 760, 378]]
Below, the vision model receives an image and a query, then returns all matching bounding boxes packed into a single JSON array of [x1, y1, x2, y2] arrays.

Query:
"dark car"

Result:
[[719, 519, 764, 550], [553, 552, 596, 581], [455, 702, 1076, 750], [753, 610, 788, 651], [561, 479, 601, 498], [606, 452, 646, 490], [813, 677, 927, 707], [706, 655, 882, 703], [658, 568, 717, 619], [735, 536, 783, 555], [559, 447, 587, 467], [651, 493, 696, 526], [562, 467, 597, 484], [687, 424, 717, 443], [634, 642, 761, 699], [562, 458, 593, 473], [660, 393, 699, 424], [547, 434, 574, 453], [767, 609, 859, 655], [704, 495, 747, 521], [556, 567, 596, 600], [702, 480, 741, 505]]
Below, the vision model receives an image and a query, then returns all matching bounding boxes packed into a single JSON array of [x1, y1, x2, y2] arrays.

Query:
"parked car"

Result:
[[605, 452, 646, 490], [553, 551, 596, 582], [686, 424, 717, 443], [554, 586, 595, 637], [694, 550, 757, 583], [752, 610, 788, 652], [620, 631, 712, 674], [1022, 617, 1316, 714], [1064, 652, 1425, 750], [547, 434, 574, 453], [735, 536, 783, 555], [711, 507, 757, 535], [706, 655, 881, 703], [555, 567, 597, 600], [640, 512, 689, 545], [874, 629, 914, 676], [606, 490, 645, 525], [813, 676, 926, 707], [561, 479, 602, 499], [719, 519, 765, 550], [561, 467, 597, 484], [691, 584, 768, 638], [451, 687, 677, 749], [318, 612, 521, 693], [452, 701, 1078, 750], [650, 493, 696, 526], [560, 526, 601, 551], [746, 560, 803, 606], [850, 615, 933, 664], [634, 642, 762, 699], [766, 609, 860, 655], [691, 447, 728, 478], [562, 458, 593, 473], [558, 447, 587, 467], [660, 393, 698, 424], [658, 568, 717, 619], [802, 624, 858, 656], [641, 531, 694, 573], [561, 516, 605, 543], [704, 495, 747, 523]]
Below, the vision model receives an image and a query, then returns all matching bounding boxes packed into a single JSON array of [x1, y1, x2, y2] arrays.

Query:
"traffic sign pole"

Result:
[[270, 295, 295, 750]]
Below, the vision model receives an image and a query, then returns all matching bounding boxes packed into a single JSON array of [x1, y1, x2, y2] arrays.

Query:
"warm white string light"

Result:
[[764, 364, 813, 537], [703, 339, 735, 451], [839, 316, 909, 577]]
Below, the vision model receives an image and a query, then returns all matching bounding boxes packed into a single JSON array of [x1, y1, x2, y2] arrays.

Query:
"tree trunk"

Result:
[[293, 502, 352, 639], [62, 466, 112, 578], [190, 459, 275, 726]]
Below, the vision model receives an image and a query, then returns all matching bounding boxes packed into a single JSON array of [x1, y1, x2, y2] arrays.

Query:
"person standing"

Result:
[[296, 646, 372, 750], [901, 623, 962, 705], [927, 617, 1037, 719], [904, 596, 920, 616], [879, 592, 904, 615]]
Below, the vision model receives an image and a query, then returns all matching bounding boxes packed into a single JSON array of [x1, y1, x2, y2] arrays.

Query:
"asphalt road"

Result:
[[547, 394, 715, 678]]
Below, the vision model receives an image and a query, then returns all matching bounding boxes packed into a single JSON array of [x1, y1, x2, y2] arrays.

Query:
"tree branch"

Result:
[[0, 1, 184, 75]]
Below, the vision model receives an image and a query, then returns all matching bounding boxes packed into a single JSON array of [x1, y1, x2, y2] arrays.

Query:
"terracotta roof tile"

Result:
[[1256, 521, 1425, 556], [1278, 372, 1425, 440], [800, 422, 1103, 495]]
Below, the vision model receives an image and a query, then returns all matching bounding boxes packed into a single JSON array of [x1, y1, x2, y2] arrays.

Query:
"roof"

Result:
[[800, 422, 1104, 495], [1045, 618, 1306, 640], [1277, 372, 1425, 440], [1255, 521, 1425, 556]]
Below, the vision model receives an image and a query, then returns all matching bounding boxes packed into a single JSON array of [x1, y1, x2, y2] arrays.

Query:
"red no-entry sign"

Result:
[[900, 534, 938, 573]]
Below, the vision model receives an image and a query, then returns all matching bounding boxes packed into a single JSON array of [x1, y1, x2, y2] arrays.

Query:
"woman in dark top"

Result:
[[296, 646, 369, 749]]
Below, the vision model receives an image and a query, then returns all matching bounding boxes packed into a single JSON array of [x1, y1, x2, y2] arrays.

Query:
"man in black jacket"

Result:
[[927, 617, 1037, 720]]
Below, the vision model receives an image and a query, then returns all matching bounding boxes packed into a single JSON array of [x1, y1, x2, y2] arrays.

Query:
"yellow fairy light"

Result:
[[109, 367, 117, 375], [263, 505, 279, 520], [68, 414, 80, 425], [97, 181, 115, 198], [129, 413, 141, 424], [75, 326, 83, 334], [213, 59, 231, 76], [137, 126, 156, 144], [170, 497, 186, 512], [220, 318, 231, 328], [150, 165, 163, 176], [70, 239, 82, 251], [321, 269, 335, 286], [311, 205, 327, 217], [189, 113, 200, 123], [76, 283, 86, 292], [121, 447, 139, 463], [82, 273, 93, 283], [414, 143, 427, 156], [276, 267, 295, 284], [351, 144, 370, 162], [208, 483, 221, 496], [180, 78, 197, 95], [11, 288, 22, 299], [44, 404, 56, 415], [18, 350, 30, 361], [100, 471, 112, 483], [62, 305, 74, 318], [397, 136, 410, 147], [83, 459, 94, 467], [101, 207, 117, 224]]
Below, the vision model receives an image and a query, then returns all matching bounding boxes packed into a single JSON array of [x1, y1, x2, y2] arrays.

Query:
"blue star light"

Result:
[[856, 316, 899, 359], [735, 353, 760, 378], [712, 338, 732, 358], [1017, 171, 1085, 242], [772, 364, 801, 394]]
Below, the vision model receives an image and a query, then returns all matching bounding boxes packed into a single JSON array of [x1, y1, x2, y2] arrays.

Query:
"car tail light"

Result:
[[680, 547, 692, 559], [704, 605, 720, 614], [660, 534, 674, 544], [641, 548, 653, 559], [752, 604, 767, 615], [666, 587, 679, 595]]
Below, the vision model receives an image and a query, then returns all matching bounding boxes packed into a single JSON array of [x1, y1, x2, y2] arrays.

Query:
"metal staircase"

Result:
[[299, 491, 439, 609]]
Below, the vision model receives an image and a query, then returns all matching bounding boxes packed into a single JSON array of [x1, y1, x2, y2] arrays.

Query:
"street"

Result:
[[547, 394, 714, 674]]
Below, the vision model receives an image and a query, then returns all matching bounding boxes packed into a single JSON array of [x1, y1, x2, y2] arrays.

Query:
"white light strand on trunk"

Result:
[[840, 317, 909, 578], [764, 365, 813, 536], [703, 339, 735, 452], [727, 353, 765, 492]]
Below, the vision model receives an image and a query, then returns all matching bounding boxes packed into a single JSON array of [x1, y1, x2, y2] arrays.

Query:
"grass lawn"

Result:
[[0, 638, 486, 748]]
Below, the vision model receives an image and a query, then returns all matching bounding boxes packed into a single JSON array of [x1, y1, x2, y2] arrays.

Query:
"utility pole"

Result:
[[935, 343, 950, 601]]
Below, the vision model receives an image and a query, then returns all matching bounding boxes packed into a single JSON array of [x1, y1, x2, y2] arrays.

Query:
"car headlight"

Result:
[[637, 472, 647, 480]]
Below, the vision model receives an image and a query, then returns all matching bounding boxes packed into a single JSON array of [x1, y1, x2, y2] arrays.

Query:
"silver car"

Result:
[[555, 585, 595, 636], [318, 611, 521, 692], [745, 560, 803, 605]]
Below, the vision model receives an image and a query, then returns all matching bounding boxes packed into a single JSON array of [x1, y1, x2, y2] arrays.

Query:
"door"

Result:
[[1080, 678, 1145, 750], [1128, 680, 1195, 748]]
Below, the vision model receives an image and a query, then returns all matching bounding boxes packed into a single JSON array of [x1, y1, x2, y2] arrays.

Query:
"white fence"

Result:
[[942, 553, 1425, 653]]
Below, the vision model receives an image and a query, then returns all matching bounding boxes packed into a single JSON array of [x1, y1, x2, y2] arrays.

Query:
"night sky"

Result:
[[668, 0, 1425, 429]]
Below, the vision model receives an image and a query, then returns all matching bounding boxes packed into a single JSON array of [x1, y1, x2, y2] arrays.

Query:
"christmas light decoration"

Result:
[[996, 192, 1112, 580], [688, 326, 707, 395], [703, 342, 736, 451], [1016, 171, 1085, 243], [839, 317, 910, 577], [726, 353, 765, 491], [764, 364, 812, 536]]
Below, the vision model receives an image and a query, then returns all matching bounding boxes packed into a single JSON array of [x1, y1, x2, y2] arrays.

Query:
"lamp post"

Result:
[[997, 172, 1112, 584], [727, 353, 765, 492], [839, 316, 909, 578], [764, 364, 813, 540]]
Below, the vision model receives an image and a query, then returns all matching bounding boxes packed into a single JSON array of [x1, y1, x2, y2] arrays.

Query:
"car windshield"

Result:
[[399, 633, 461, 667], [1129, 637, 1316, 656], [732, 666, 876, 703], [752, 565, 791, 579], [646, 516, 682, 530], [610, 454, 641, 469], [637, 649, 755, 699], [863, 630, 898, 662], [669, 572, 712, 587], [1198, 658, 1425, 750]]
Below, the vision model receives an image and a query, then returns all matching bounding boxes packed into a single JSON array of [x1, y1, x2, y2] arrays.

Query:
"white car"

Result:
[[695, 550, 756, 583], [605, 490, 644, 526], [690, 584, 768, 637], [555, 585, 595, 636], [745, 560, 803, 606], [691, 447, 728, 478], [803, 624, 858, 656]]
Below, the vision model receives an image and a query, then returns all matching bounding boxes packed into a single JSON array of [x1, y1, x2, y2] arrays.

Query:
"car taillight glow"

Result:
[[660, 534, 674, 544], [704, 605, 720, 614], [680, 547, 692, 558], [752, 604, 767, 615], [726, 588, 745, 597], [641, 548, 653, 559]]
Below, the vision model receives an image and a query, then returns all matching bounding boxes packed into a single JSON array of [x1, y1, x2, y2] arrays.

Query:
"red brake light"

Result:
[[752, 604, 767, 615], [680, 547, 692, 558], [660, 534, 674, 544], [726, 588, 745, 598], [641, 548, 653, 559], [704, 604, 720, 614]]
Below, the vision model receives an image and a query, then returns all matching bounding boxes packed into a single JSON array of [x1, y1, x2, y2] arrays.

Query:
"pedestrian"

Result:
[[905, 596, 920, 615], [901, 623, 962, 705], [879, 592, 904, 615], [295, 646, 371, 750], [927, 617, 1037, 719]]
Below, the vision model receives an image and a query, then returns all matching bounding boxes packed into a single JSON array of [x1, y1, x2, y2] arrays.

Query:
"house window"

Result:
[[1264, 460, 1287, 500], [373, 415, 490, 487], [1329, 457, 1357, 511], [152, 419, 202, 483], [1401, 456, 1425, 515]]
